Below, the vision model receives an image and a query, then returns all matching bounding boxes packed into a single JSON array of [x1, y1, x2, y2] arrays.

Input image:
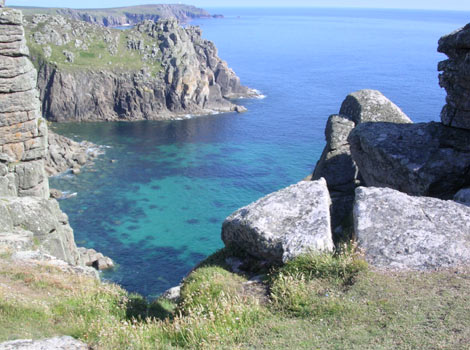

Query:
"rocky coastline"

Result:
[[15, 4, 219, 27], [1, 1, 470, 348], [219, 23, 470, 273], [25, 15, 256, 122], [0, 7, 112, 271]]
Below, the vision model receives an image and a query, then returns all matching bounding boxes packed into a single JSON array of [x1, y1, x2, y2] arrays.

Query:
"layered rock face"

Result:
[[0, 8, 87, 267], [354, 187, 470, 269], [0, 8, 49, 198], [438, 23, 470, 129], [310, 90, 411, 228], [25, 15, 256, 122], [222, 179, 334, 264]]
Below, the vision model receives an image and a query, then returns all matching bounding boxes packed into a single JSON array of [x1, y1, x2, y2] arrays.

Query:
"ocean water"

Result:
[[50, 8, 470, 298]]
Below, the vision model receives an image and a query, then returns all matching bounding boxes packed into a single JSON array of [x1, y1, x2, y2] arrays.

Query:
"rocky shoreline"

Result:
[[25, 15, 257, 122], [0, 7, 112, 274]]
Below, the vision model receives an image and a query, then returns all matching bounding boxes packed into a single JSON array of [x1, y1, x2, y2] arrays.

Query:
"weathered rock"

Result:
[[46, 131, 102, 176], [349, 121, 470, 198], [438, 23, 470, 129], [77, 247, 114, 270], [161, 285, 181, 302], [0, 0, 5, 8], [0, 8, 49, 199], [23, 16, 257, 122], [222, 179, 334, 264], [0, 336, 88, 350], [339, 89, 412, 124], [310, 90, 412, 230], [454, 187, 470, 206], [10, 251, 97, 278], [49, 188, 62, 199], [354, 186, 470, 269], [0, 196, 81, 265]]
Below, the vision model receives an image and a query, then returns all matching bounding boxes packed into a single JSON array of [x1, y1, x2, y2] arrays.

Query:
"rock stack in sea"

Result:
[[220, 22, 470, 271], [438, 23, 470, 129], [0, 7, 112, 270]]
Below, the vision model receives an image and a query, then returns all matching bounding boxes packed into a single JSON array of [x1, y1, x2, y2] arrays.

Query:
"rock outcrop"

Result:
[[24, 15, 257, 122], [77, 247, 114, 270], [349, 122, 470, 198], [46, 130, 101, 176], [354, 186, 470, 269], [0, 7, 49, 198], [17, 4, 215, 27], [309, 90, 412, 229], [438, 23, 470, 129], [0, 336, 88, 350], [0, 196, 80, 265], [222, 179, 334, 264], [0, 7, 107, 271]]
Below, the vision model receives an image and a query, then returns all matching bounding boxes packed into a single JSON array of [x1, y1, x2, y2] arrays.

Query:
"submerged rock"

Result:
[[310, 90, 411, 230], [349, 121, 470, 198], [0, 336, 88, 350], [222, 179, 334, 264], [354, 186, 470, 269]]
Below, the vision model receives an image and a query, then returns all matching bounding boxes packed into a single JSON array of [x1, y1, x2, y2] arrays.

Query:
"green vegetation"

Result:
[[24, 16, 162, 76], [1, 247, 469, 349]]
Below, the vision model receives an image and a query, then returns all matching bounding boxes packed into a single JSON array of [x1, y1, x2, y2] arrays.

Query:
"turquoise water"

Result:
[[50, 8, 470, 298]]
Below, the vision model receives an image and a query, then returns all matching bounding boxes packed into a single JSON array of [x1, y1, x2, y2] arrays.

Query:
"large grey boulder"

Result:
[[349, 121, 470, 198], [222, 179, 334, 264], [0, 1, 5, 8], [354, 186, 470, 269], [0, 336, 88, 350], [438, 23, 470, 129], [0, 196, 81, 265], [310, 90, 411, 229]]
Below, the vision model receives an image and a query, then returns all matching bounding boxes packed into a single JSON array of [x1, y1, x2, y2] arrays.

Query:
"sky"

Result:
[[7, 0, 470, 11]]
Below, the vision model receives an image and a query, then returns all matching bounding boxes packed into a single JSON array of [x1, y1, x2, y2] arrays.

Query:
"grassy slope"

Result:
[[24, 17, 162, 75], [1, 249, 469, 349]]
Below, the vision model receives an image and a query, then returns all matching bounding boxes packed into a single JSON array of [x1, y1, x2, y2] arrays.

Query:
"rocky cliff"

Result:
[[24, 15, 255, 122], [0, 7, 110, 269], [16, 4, 217, 27], [221, 23, 470, 272]]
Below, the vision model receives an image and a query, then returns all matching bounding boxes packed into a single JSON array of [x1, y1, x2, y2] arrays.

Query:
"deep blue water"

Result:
[[50, 8, 470, 298]]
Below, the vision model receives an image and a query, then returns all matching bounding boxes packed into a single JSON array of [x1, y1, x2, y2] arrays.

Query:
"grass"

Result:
[[24, 16, 163, 76], [0, 247, 469, 349]]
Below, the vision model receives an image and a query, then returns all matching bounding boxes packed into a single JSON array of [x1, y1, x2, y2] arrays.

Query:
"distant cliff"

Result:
[[24, 15, 256, 122], [14, 4, 220, 27]]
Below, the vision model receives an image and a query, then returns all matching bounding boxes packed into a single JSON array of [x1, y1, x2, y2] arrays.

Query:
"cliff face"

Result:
[[0, 8, 48, 198], [17, 4, 215, 27], [0, 7, 80, 265], [24, 15, 254, 122]]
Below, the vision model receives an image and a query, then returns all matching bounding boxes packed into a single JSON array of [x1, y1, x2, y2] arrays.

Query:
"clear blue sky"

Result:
[[7, 0, 470, 11]]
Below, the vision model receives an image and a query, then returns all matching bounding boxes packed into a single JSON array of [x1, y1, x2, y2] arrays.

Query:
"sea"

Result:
[[49, 7, 470, 298]]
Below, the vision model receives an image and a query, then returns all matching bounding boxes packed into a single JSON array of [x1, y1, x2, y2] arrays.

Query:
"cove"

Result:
[[50, 7, 470, 298]]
